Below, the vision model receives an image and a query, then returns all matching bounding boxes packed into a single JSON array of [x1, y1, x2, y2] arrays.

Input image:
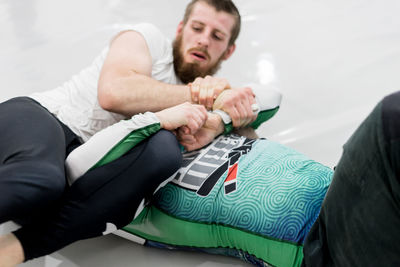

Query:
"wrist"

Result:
[[212, 109, 232, 124], [154, 111, 165, 128], [215, 115, 224, 135], [211, 109, 234, 135], [208, 112, 225, 136], [187, 83, 195, 104]]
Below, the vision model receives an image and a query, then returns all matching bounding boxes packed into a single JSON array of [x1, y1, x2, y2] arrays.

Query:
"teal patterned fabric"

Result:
[[154, 139, 333, 243]]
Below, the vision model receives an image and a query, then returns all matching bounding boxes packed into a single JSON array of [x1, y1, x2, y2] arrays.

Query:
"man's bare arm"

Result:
[[98, 30, 192, 116]]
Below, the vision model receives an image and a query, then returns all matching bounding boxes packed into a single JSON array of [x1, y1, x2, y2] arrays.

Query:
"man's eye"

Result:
[[213, 34, 223, 41], [192, 27, 202, 32]]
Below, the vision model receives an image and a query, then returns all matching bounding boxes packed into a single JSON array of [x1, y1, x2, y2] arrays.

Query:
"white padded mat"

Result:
[[1, 0, 400, 266]]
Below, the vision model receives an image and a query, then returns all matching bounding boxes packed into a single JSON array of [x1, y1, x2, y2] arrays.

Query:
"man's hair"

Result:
[[183, 0, 241, 46]]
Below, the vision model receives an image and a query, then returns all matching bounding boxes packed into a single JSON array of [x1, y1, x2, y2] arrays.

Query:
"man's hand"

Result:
[[177, 112, 224, 151], [190, 76, 231, 110], [155, 102, 207, 134], [213, 87, 257, 128]]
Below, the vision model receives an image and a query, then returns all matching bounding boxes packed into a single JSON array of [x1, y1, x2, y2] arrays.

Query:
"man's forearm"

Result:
[[98, 72, 192, 117]]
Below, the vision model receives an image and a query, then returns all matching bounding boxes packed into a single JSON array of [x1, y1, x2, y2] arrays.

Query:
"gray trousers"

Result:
[[0, 97, 182, 261], [302, 91, 400, 266]]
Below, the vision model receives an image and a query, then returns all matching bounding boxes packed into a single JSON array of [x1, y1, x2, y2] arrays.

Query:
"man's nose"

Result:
[[197, 31, 210, 47]]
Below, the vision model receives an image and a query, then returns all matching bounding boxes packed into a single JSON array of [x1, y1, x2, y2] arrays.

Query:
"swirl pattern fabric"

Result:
[[155, 139, 333, 244]]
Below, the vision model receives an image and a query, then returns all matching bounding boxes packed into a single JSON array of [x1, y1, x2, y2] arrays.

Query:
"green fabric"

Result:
[[123, 206, 304, 267], [92, 123, 161, 168], [223, 123, 234, 135], [92, 107, 279, 167], [223, 107, 280, 135], [251, 107, 279, 129]]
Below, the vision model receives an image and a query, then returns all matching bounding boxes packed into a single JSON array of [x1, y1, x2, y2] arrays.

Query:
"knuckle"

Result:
[[245, 87, 254, 96], [225, 98, 234, 106], [230, 94, 239, 102], [231, 112, 239, 121]]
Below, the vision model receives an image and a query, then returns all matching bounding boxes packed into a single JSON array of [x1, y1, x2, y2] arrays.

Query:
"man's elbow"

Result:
[[98, 82, 120, 112]]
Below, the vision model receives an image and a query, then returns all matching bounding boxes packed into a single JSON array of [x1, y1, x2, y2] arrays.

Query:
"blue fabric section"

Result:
[[155, 139, 333, 244]]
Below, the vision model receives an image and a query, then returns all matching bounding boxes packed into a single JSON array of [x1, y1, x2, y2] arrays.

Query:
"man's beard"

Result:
[[173, 34, 224, 84]]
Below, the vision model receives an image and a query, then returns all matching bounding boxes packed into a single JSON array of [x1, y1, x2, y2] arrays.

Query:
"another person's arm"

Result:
[[65, 103, 207, 184], [177, 85, 282, 151], [189, 76, 281, 129], [178, 112, 225, 152]]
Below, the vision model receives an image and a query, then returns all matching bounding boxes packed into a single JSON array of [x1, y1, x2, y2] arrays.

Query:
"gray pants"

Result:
[[302, 91, 400, 266], [0, 97, 182, 261]]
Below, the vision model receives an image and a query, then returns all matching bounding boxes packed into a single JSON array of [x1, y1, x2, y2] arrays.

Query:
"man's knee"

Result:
[[0, 162, 65, 222], [381, 91, 400, 177], [146, 130, 182, 173], [382, 91, 400, 141]]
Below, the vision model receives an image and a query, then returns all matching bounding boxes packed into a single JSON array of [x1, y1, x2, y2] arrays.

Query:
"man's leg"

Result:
[[302, 91, 400, 266], [13, 130, 182, 261], [0, 97, 69, 225], [0, 97, 81, 266]]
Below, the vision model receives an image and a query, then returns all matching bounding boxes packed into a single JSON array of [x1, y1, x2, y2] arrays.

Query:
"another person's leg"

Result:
[[302, 91, 400, 266], [0, 97, 73, 225], [0, 97, 81, 266], [14, 130, 182, 262]]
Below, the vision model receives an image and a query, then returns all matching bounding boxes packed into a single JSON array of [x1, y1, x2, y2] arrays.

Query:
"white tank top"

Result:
[[30, 23, 179, 142]]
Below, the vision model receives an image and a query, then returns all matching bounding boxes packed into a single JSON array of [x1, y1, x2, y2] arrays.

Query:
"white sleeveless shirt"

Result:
[[30, 23, 179, 142]]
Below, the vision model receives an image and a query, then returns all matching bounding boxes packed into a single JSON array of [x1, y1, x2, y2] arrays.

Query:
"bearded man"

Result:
[[0, 0, 259, 265]]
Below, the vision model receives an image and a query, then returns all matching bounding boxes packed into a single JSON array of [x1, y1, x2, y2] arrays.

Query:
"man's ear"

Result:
[[176, 21, 184, 38], [223, 44, 236, 60]]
